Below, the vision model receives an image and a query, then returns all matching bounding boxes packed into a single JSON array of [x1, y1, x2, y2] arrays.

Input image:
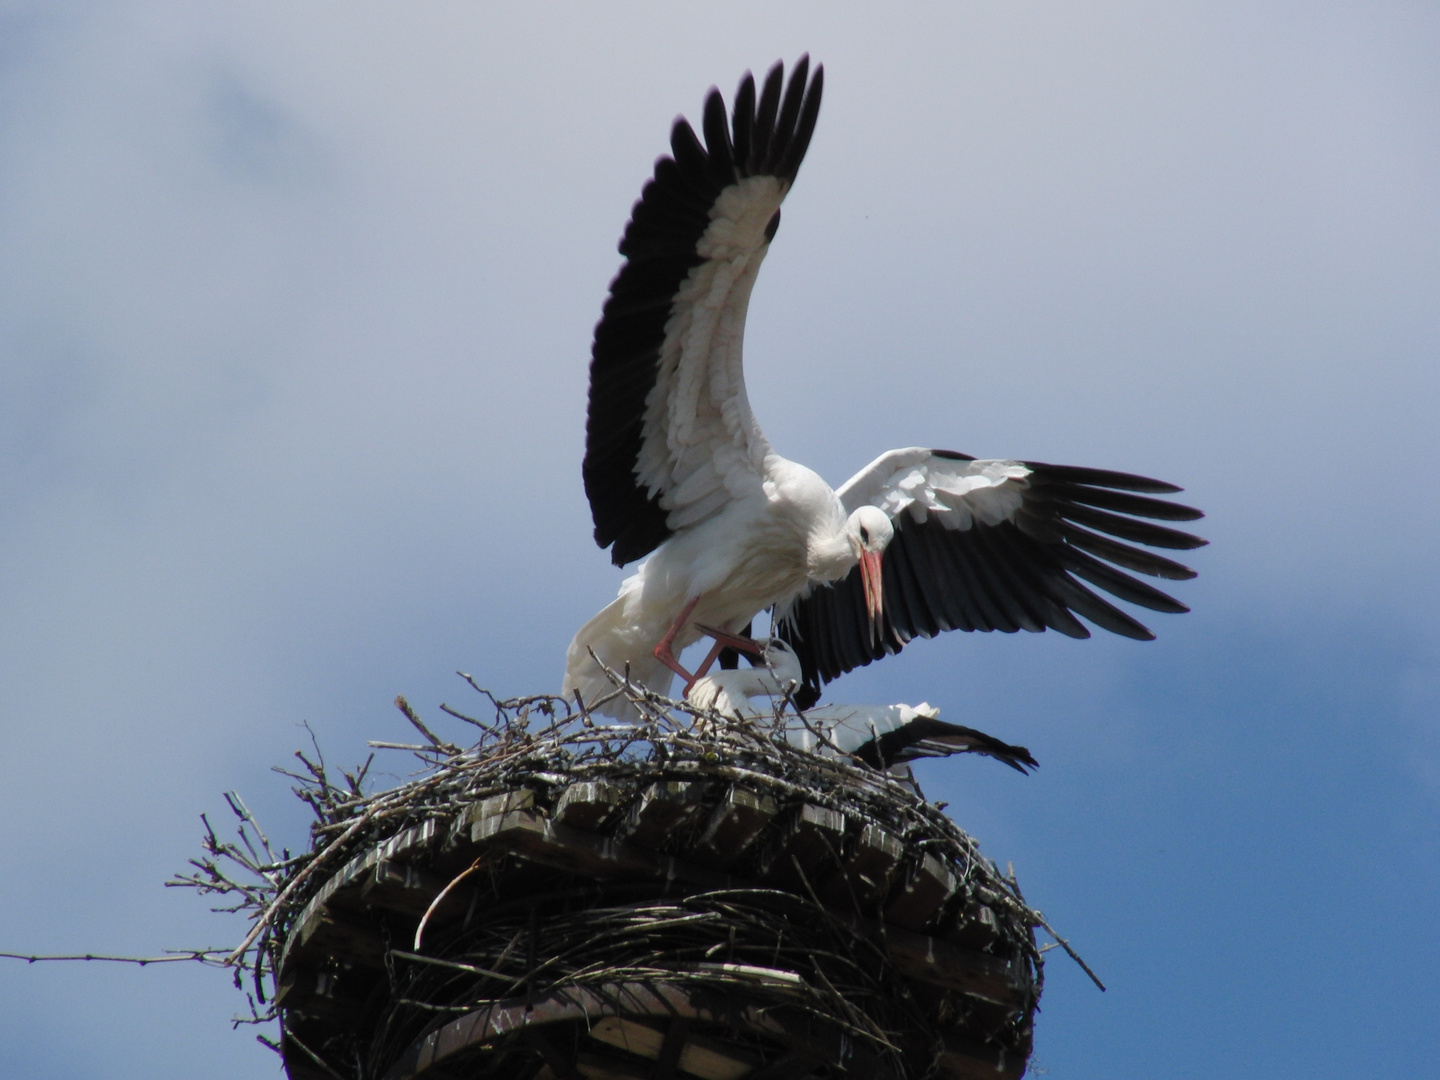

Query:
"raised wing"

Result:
[[777, 448, 1207, 705], [583, 58, 824, 566]]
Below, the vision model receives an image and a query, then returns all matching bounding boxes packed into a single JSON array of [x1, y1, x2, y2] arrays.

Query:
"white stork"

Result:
[[563, 57, 1205, 717], [688, 635, 1038, 775]]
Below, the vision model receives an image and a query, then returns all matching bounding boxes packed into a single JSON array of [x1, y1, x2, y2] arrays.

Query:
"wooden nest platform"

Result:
[[179, 683, 1045, 1080]]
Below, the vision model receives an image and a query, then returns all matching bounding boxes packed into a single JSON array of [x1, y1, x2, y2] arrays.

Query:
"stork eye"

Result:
[[859, 525, 870, 544]]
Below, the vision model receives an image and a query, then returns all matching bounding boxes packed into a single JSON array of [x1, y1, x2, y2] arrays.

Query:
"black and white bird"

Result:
[[563, 57, 1206, 716], [688, 636, 1038, 775]]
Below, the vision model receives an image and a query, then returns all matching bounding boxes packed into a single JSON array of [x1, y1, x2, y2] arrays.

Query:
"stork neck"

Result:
[[808, 519, 857, 583]]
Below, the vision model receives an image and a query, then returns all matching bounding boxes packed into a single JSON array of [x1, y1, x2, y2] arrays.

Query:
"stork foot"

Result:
[[653, 596, 701, 695], [691, 623, 762, 681]]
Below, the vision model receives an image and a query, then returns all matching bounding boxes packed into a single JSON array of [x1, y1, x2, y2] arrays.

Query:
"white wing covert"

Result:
[[583, 59, 824, 565]]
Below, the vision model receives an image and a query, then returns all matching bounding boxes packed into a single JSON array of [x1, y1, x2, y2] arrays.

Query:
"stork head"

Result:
[[755, 637, 803, 686], [845, 505, 893, 642]]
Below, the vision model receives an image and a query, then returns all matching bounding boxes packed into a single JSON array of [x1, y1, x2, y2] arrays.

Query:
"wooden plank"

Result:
[[673, 1031, 759, 1080], [947, 902, 1000, 951], [460, 789, 541, 846], [294, 910, 388, 969], [277, 817, 446, 976], [589, 1017, 756, 1080], [467, 812, 1022, 1005], [469, 811, 734, 892], [880, 924, 1028, 1007], [553, 781, 627, 831], [523, 1028, 584, 1080], [884, 852, 958, 931], [817, 822, 903, 912], [755, 804, 844, 889], [471, 807, 545, 844], [746, 1052, 821, 1080], [653, 1017, 689, 1080], [573, 1049, 657, 1080], [614, 781, 707, 848], [692, 787, 778, 869], [360, 859, 452, 918], [476, 789, 536, 818], [274, 966, 370, 1023], [934, 1033, 1025, 1080], [380, 979, 888, 1080]]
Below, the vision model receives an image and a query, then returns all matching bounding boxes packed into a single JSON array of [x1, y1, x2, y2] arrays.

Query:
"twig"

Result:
[[1033, 911, 1105, 992], [394, 695, 460, 754], [224, 809, 377, 966], [413, 855, 492, 951]]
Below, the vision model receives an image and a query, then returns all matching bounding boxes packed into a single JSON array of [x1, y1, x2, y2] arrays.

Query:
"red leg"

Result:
[[688, 639, 729, 685], [653, 595, 701, 690], [687, 623, 764, 688]]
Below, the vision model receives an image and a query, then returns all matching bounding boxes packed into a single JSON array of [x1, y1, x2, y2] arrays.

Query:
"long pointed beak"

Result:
[[859, 549, 885, 646]]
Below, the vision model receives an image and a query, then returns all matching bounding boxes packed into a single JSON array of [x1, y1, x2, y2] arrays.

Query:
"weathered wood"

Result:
[[274, 966, 370, 1024], [754, 804, 844, 889], [276, 751, 1038, 1080], [573, 1049, 656, 1080], [460, 807, 1024, 1005], [459, 789, 540, 843], [934, 1033, 1026, 1080], [553, 781, 627, 831], [470, 811, 735, 891], [653, 1017, 689, 1080], [524, 1027, 585, 1080], [535, 1055, 652, 1080], [880, 924, 1028, 1007], [589, 1017, 756, 1080], [745, 1051, 822, 1080], [614, 781, 708, 848], [360, 860, 456, 919], [692, 787, 778, 869], [277, 817, 447, 977], [817, 822, 904, 912], [476, 789, 536, 818], [380, 980, 888, 1080], [294, 909, 388, 969], [948, 902, 1000, 951], [885, 852, 958, 931]]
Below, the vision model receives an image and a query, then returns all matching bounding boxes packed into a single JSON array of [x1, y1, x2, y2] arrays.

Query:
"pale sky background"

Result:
[[1, 2, 1437, 1077]]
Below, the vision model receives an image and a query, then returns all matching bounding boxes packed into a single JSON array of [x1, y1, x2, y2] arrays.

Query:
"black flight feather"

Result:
[[777, 456, 1205, 701], [582, 59, 825, 567]]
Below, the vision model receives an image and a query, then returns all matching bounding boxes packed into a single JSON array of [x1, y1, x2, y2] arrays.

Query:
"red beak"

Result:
[[859, 549, 885, 646]]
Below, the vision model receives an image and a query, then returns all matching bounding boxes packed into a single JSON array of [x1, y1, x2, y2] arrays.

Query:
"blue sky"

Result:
[[1, 2, 1437, 1077]]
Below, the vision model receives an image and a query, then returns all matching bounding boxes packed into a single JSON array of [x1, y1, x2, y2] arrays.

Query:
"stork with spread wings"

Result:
[[563, 58, 1205, 717]]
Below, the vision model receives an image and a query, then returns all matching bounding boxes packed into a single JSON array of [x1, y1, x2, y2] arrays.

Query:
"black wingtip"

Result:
[[1032, 462, 1188, 495], [1004, 751, 1039, 775], [701, 87, 735, 185], [584, 59, 827, 568]]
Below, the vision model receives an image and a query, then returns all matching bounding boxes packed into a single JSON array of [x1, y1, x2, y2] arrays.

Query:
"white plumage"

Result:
[[565, 58, 1205, 720], [688, 639, 1037, 775]]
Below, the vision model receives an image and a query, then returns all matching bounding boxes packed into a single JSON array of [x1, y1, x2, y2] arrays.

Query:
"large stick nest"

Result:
[[175, 676, 1057, 1079]]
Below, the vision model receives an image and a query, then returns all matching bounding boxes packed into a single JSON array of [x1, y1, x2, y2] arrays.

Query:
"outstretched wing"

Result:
[[777, 447, 1207, 704], [584, 58, 824, 566], [858, 714, 1039, 775]]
